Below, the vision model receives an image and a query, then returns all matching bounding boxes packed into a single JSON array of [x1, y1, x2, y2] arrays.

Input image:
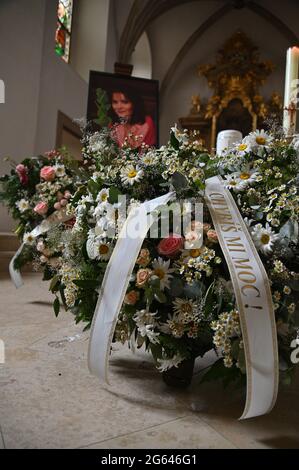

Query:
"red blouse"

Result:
[[113, 115, 156, 148]]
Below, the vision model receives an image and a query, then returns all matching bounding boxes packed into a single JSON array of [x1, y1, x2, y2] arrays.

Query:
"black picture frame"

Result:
[[87, 70, 159, 147]]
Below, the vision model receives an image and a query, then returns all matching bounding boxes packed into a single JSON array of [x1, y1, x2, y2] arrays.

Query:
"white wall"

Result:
[[0, 0, 111, 231], [145, 2, 299, 144], [34, 0, 88, 155], [131, 32, 152, 79], [71, 0, 110, 82], [0, 0, 46, 230]]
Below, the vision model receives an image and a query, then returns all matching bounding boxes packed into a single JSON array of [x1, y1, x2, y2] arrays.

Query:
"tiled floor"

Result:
[[0, 272, 299, 449]]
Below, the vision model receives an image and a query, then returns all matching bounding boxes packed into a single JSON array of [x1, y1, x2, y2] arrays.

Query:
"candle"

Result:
[[283, 47, 299, 136], [216, 130, 242, 155]]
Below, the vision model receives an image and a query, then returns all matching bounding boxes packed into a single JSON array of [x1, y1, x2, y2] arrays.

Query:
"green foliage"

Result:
[[94, 88, 111, 127], [53, 297, 60, 317]]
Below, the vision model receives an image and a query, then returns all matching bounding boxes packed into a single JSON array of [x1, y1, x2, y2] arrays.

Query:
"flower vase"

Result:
[[162, 357, 195, 389]]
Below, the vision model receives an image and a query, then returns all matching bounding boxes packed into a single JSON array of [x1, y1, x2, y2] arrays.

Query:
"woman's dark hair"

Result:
[[108, 86, 146, 125]]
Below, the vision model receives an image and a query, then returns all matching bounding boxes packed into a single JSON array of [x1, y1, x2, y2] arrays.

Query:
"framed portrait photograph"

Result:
[[87, 71, 159, 148]]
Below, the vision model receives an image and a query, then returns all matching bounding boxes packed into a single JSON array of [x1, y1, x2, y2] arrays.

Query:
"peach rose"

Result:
[[136, 268, 152, 287], [157, 233, 184, 257], [124, 290, 139, 305], [207, 229, 218, 244], [40, 166, 56, 181], [136, 248, 150, 267], [34, 201, 48, 215]]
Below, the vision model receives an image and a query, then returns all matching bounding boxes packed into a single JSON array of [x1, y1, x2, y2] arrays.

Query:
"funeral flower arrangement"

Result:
[[38, 127, 226, 373], [213, 129, 299, 383], [1, 124, 299, 387], [0, 149, 84, 270]]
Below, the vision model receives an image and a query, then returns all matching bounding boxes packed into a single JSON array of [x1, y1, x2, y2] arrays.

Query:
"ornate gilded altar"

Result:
[[179, 31, 282, 152]]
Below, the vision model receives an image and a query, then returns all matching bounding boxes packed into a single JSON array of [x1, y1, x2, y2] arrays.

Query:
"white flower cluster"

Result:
[[211, 310, 241, 368]]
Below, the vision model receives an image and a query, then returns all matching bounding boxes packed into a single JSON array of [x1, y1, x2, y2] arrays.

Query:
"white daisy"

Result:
[[235, 140, 251, 156], [246, 129, 273, 151], [140, 151, 157, 166], [96, 188, 109, 204], [16, 199, 30, 213], [23, 232, 36, 245], [252, 223, 280, 255], [223, 175, 247, 192], [54, 164, 66, 177], [173, 298, 197, 324], [157, 354, 184, 372], [152, 257, 174, 290], [86, 235, 112, 261], [121, 165, 144, 186], [231, 168, 259, 186]]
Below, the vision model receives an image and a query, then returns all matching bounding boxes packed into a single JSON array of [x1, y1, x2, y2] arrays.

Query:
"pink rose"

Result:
[[16, 164, 29, 185], [16, 164, 26, 173], [54, 202, 61, 210], [34, 201, 48, 215], [157, 233, 184, 257], [40, 166, 56, 181]]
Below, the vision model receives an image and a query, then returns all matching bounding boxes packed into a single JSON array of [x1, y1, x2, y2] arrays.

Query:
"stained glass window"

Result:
[[55, 0, 73, 63]]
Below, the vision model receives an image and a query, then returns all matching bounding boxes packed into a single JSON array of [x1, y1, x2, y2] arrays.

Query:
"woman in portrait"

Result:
[[108, 87, 156, 148]]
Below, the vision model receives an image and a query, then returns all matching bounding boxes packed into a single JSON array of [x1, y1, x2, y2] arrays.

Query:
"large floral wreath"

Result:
[[1, 124, 298, 388]]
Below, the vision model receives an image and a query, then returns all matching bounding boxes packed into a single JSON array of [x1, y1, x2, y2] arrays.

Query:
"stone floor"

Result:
[[0, 272, 299, 449]]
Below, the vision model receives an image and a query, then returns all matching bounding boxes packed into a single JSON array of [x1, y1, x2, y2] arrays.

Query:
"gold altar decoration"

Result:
[[179, 31, 282, 152]]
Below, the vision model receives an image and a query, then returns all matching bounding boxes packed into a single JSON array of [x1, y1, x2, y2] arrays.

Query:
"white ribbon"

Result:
[[205, 176, 279, 419], [9, 209, 73, 288], [88, 192, 175, 383]]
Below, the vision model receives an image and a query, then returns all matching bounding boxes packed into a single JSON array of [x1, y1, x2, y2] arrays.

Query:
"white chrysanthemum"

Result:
[[54, 164, 65, 177], [152, 257, 174, 290], [246, 129, 273, 150], [252, 223, 280, 255], [23, 232, 36, 245], [137, 323, 160, 343], [96, 188, 109, 204], [170, 124, 189, 144], [157, 354, 184, 372], [121, 165, 144, 186], [16, 199, 30, 213], [133, 309, 159, 344]]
